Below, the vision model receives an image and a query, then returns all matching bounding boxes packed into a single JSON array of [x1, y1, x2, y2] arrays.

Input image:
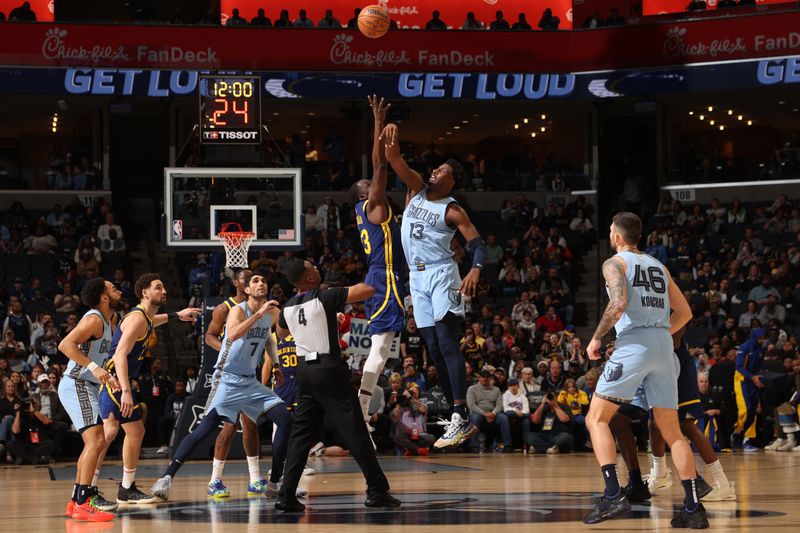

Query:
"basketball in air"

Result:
[[357, 5, 391, 39]]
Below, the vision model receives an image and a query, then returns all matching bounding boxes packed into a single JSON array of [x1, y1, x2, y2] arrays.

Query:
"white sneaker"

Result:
[[793, 443, 800, 452], [150, 475, 172, 501], [434, 413, 477, 449], [702, 481, 736, 502], [765, 438, 786, 451], [156, 445, 169, 455], [302, 466, 316, 476], [308, 442, 325, 457], [643, 468, 673, 491], [546, 445, 560, 454], [777, 437, 797, 451]]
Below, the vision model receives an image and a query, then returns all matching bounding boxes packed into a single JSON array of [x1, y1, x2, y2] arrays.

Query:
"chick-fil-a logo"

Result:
[[663, 26, 747, 59], [42, 27, 129, 63], [329, 33, 411, 67]]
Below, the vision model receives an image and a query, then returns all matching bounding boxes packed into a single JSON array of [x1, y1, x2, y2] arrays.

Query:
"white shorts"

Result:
[[595, 327, 678, 410], [408, 261, 464, 328], [58, 376, 102, 432]]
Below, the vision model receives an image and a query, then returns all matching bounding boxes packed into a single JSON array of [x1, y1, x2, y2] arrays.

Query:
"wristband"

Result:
[[87, 362, 99, 372], [168, 312, 179, 322], [468, 237, 486, 270]]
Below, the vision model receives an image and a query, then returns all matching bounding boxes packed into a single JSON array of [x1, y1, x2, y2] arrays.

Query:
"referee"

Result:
[[274, 259, 401, 512]]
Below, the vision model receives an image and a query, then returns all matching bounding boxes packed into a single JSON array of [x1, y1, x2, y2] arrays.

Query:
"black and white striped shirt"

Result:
[[279, 288, 348, 358]]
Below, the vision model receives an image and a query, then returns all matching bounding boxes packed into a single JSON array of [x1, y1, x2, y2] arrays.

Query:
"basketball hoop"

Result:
[[218, 222, 255, 269]]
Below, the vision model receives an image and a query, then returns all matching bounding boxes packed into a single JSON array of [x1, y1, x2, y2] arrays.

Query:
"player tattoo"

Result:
[[592, 258, 627, 340]]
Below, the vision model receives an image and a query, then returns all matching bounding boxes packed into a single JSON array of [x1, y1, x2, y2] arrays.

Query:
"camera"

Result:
[[546, 392, 555, 401], [397, 394, 409, 408], [17, 397, 32, 410]]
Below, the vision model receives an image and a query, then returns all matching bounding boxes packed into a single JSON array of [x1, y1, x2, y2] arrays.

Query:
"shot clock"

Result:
[[199, 75, 261, 144]]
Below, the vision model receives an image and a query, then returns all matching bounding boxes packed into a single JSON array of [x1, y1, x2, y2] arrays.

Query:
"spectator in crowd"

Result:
[[400, 317, 427, 369], [97, 211, 123, 242], [250, 8, 272, 26], [346, 7, 360, 28], [461, 11, 483, 29], [503, 378, 531, 439], [2, 330, 26, 368], [8, 1, 36, 21], [511, 13, 531, 30], [525, 391, 573, 454], [758, 293, 786, 325], [738, 300, 759, 329], [536, 306, 565, 333], [317, 9, 341, 28], [25, 223, 57, 254], [489, 10, 510, 30], [31, 373, 69, 445], [140, 357, 173, 446], [582, 11, 604, 28], [541, 359, 566, 392], [225, 8, 247, 26], [749, 274, 779, 305], [390, 383, 434, 455], [4, 298, 32, 350], [401, 356, 425, 390], [467, 369, 511, 452], [687, 0, 707, 11], [157, 378, 188, 454], [425, 10, 447, 30], [0, 380, 18, 451], [606, 8, 625, 25], [273, 9, 291, 27], [54, 282, 80, 314], [557, 377, 589, 445], [7, 397, 56, 464], [293, 8, 314, 27]]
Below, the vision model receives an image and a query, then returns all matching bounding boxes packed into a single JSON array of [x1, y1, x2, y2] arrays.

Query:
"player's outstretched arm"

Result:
[[665, 271, 691, 335], [587, 256, 627, 359], [153, 307, 202, 327], [204, 303, 228, 352], [366, 95, 391, 224], [381, 123, 425, 202], [446, 203, 485, 298], [345, 283, 376, 304]]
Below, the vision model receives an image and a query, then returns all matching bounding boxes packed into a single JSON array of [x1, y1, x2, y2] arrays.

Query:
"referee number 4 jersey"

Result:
[[280, 287, 348, 358]]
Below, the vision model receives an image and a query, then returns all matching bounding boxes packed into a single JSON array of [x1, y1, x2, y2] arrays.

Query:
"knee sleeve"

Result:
[[363, 332, 395, 375]]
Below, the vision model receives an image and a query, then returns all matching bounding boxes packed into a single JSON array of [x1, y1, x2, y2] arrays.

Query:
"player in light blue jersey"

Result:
[[58, 277, 121, 521], [383, 122, 486, 449], [582, 212, 708, 528], [350, 96, 406, 428], [152, 270, 293, 501]]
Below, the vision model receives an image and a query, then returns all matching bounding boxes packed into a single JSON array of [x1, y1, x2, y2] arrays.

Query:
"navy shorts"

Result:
[[364, 268, 405, 335], [274, 378, 298, 410], [99, 384, 142, 424]]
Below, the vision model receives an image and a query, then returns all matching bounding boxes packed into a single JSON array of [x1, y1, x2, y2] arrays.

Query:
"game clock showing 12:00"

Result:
[[199, 75, 262, 144]]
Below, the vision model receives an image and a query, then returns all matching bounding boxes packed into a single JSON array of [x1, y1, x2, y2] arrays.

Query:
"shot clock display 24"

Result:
[[199, 75, 261, 144]]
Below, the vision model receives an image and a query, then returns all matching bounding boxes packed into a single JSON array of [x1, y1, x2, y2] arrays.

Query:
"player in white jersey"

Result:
[[583, 212, 708, 528], [382, 122, 486, 448], [151, 271, 293, 501], [58, 277, 121, 521]]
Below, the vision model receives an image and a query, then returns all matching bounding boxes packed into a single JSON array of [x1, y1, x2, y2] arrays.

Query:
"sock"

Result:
[[72, 483, 79, 502], [707, 459, 729, 487], [601, 464, 621, 497], [91, 470, 100, 488], [122, 468, 136, 489], [453, 403, 467, 418], [358, 387, 374, 422], [652, 454, 667, 477], [629, 468, 644, 488], [247, 456, 261, 483], [682, 478, 699, 511], [165, 459, 183, 478], [210, 458, 225, 483], [76, 484, 92, 505]]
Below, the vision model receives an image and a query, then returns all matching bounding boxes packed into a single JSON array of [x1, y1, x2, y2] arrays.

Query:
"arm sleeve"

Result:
[[735, 349, 752, 380]]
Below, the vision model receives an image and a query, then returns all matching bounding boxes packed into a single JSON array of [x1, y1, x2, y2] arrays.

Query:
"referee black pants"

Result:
[[281, 355, 390, 499]]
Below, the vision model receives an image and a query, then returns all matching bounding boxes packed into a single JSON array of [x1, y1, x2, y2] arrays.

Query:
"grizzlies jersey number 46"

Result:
[[613, 251, 671, 335]]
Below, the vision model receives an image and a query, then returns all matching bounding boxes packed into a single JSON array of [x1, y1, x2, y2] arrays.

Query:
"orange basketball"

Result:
[[357, 4, 391, 39]]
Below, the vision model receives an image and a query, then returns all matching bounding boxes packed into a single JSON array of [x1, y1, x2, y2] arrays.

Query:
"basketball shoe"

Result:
[[434, 412, 477, 448]]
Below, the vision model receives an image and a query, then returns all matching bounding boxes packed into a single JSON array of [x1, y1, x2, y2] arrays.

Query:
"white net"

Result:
[[220, 231, 255, 269]]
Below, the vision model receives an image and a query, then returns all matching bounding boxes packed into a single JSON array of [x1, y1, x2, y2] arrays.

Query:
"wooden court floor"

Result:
[[3, 451, 798, 532]]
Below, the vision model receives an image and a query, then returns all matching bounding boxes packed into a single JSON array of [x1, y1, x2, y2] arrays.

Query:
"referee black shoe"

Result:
[[670, 503, 710, 529], [624, 483, 652, 503], [583, 492, 630, 524], [275, 498, 306, 513], [364, 492, 402, 508]]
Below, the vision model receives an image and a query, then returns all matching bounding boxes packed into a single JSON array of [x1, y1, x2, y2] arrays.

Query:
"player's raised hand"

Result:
[[177, 307, 203, 322], [258, 299, 280, 317], [380, 123, 398, 147], [460, 269, 479, 297], [368, 95, 391, 123], [587, 338, 602, 360]]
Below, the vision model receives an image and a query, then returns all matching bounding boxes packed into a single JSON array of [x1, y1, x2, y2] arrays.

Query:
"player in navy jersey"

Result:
[[382, 121, 486, 449], [583, 213, 707, 528], [349, 96, 405, 427], [98, 273, 201, 504], [58, 277, 121, 521]]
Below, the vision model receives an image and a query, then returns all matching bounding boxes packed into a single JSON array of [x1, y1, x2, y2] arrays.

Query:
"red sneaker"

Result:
[[72, 500, 115, 522], [65, 499, 75, 517], [403, 448, 413, 457], [417, 447, 430, 456]]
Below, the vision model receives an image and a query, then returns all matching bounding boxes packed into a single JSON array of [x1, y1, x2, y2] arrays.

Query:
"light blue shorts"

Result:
[[596, 327, 678, 410], [408, 261, 464, 328], [630, 352, 680, 411], [58, 376, 102, 432], [205, 372, 284, 424]]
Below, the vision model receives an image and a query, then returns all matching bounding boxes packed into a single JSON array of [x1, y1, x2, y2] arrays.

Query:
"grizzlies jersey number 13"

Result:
[[613, 251, 671, 335]]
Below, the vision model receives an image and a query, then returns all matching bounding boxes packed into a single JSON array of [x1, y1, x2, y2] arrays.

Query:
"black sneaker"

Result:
[[695, 477, 713, 500], [365, 492, 402, 508], [117, 482, 157, 504], [91, 487, 118, 512], [670, 503, 710, 529], [624, 483, 652, 503], [583, 492, 631, 524], [275, 498, 306, 513]]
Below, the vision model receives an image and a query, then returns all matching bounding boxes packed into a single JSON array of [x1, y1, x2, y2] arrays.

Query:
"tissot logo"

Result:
[[203, 131, 258, 140]]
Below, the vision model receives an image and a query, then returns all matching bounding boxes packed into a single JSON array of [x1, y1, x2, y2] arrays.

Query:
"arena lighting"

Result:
[[747, 120, 753, 125], [541, 114, 547, 120], [689, 111, 694, 116], [738, 115, 743, 120], [710, 120, 715, 125], [778, 101, 785, 105], [272, 112, 279, 115], [728, 110, 733, 115], [531, 132, 537, 138], [445, 131, 452, 135], [699, 115, 705, 120], [540, 126, 546, 132], [523, 118, 529, 124], [719, 125, 725, 131], [453, 126, 460, 129], [461, 120, 469, 124], [514, 124, 519, 129], [708, 106, 713, 112], [308, 112, 315, 116]]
